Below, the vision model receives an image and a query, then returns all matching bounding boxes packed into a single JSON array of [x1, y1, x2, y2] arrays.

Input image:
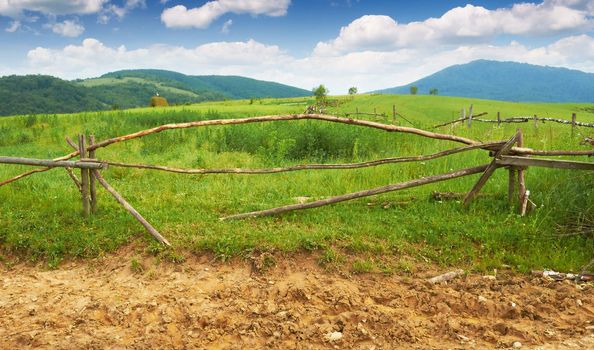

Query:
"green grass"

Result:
[[0, 94, 592, 272]]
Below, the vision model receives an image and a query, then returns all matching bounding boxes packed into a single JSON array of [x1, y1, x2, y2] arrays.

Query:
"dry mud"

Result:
[[0, 251, 593, 350]]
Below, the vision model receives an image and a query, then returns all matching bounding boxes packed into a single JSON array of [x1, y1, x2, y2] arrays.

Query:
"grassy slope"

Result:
[[0, 95, 592, 272], [79, 77, 201, 98]]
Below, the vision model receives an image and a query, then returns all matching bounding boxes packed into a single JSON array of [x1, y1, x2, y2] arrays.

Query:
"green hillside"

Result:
[[0, 95, 592, 272], [376, 60, 594, 103], [0, 70, 312, 117], [0, 75, 106, 116], [98, 69, 312, 99]]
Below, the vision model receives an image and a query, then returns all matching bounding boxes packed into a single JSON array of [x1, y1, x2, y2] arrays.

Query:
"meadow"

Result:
[[0, 94, 592, 272]]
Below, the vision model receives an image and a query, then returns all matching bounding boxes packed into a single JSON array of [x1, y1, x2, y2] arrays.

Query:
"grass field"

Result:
[[0, 94, 592, 272]]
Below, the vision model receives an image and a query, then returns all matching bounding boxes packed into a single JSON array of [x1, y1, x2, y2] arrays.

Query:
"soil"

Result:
[[1, 248, 593, 350]]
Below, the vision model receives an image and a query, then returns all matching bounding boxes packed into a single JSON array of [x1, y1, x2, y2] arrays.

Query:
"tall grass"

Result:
[[0, 95, 592, 271]]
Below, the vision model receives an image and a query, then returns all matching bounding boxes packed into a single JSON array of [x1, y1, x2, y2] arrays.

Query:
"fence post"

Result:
[[497, 112, 501, 127], [572, 113, 577, 137], [516, 129, 527, 214], [467, 105, 473, 128], [89, 135, 97, 214], [374, 107, 377, 115], [392, 105, 396, 123], [534, 114, 538, 129], [78, 134, 90, 218], [356, 107, 359, 115]]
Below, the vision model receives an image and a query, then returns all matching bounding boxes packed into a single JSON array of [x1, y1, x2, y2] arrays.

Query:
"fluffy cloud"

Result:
[[0, 0, 107, 18], [20, 35, 594, 93], [47, 20, 85, 37], [161, 0, 291, 29], [25, 38, 290, 79], [314, 1, 594, 55]]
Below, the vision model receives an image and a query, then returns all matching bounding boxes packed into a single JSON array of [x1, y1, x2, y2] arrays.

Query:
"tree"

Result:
[[313, 84, 328, 104], [409, 85, 418, 95], [429, 88, 438, 95], [348, 87, 358, 95]]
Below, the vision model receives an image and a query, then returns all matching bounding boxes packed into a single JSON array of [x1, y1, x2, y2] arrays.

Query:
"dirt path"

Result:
[[0, 251, 592, 350]]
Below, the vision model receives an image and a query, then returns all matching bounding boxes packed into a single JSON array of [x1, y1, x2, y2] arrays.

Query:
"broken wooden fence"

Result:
[[1, 114, 593, 246]]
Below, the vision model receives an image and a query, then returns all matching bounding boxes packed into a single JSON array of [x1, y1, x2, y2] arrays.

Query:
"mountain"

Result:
[[0, 70, 311, 116], [375, 60, 594, 103]]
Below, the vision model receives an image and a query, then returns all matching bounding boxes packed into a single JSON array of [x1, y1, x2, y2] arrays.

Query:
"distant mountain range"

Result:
[[375, 60, 594, 103], [0, 70, 311, 117]]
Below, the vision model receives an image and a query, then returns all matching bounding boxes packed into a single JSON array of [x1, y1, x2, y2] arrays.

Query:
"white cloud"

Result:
[[5, 20, 20, 32], [314, 2, 594, 56], [0, 0, 107, 18], [25, 38, 290, 79], [161, 0, 291, 29], [221, 19, 232, 33], [18, 35, 594, 93], [47, 20, 85, 37]]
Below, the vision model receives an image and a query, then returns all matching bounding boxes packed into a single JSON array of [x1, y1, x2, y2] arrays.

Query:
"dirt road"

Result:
[[1, 250, 592, 349]]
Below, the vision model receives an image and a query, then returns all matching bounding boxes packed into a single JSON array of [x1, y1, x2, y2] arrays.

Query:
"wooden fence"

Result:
[[1, 114, 593, 246]]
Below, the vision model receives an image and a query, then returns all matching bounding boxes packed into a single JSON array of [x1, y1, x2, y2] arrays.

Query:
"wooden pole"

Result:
[[517, 129, 527, 212], [534, 115, 538, 129], [508, 168, 516, 205], [78, 134, 90, 218], [90, 141, 506, 175], [221, 164, 491, 221], [392, 105, 396, 124], [572, 113, 577, 137], [356, 107, 359, 115], [92, 170, 171, 246], [497, 112, 501, 127], [89, 135, 97, 214], [467, 105, 473, 128], [0, 157, 104, 169]]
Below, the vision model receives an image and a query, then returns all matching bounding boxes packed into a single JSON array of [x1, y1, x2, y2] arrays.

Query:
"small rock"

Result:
[[511, 302, 517, 308], [268, 280, 275, 285], [576, 299, 583, 307], [478, 296, 488, 303], [204, 268, 209, 271], [482, 275, 496, 280], [273, 331, 281, 338], [325, 331, 343, 342], [456, 334, 471, 342], [513, 341, 522, 348]]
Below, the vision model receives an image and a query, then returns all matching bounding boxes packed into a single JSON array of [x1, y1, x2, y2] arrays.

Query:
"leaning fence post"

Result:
[[78, 134, 90, 218], [89, 135, 97, 214]]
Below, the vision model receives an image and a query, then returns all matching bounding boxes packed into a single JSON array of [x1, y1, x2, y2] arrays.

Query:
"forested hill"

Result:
[[0, 75, 106, 116], [0, 70, 311, 117], [375, 60, 594, 103]]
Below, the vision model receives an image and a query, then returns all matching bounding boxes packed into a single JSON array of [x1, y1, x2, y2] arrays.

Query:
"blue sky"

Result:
[[1, 1, 593, 92]]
